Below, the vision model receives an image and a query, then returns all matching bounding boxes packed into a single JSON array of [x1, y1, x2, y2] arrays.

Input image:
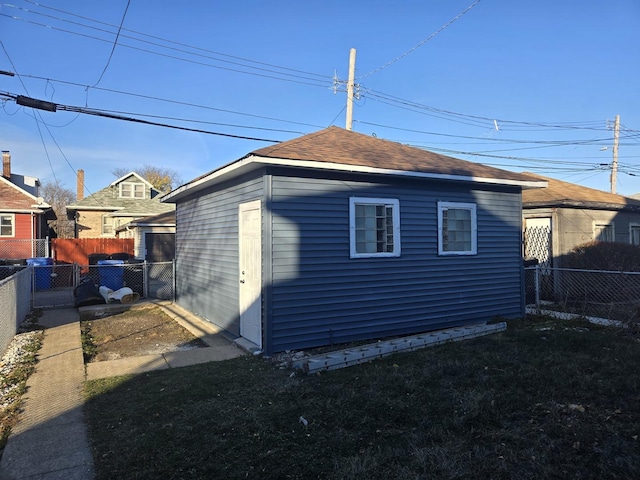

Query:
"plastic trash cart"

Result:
[[27, 257, 54, 290], [97, 259, 125, 290]]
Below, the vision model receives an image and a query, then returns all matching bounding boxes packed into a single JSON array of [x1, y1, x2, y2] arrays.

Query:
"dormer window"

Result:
[[120, 182, 145, 199]]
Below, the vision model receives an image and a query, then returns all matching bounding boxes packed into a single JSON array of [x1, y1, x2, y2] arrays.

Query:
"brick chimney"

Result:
[[77, 169, 84, 201], [2, 151, 10, 179]]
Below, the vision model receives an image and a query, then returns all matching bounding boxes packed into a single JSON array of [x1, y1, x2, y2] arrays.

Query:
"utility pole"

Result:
[[345, 48, 356, 131], [610, 114, 620, 194]]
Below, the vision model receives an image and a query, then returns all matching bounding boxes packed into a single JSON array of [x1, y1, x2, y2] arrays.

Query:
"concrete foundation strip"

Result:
[[292, 322, 507, 374]]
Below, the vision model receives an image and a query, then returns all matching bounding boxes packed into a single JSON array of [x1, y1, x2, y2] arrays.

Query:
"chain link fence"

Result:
[[0, 238, 49, 259], [0, 268, 31, 355], [525, 266, 640, 327], [14, 260, 176, 308]]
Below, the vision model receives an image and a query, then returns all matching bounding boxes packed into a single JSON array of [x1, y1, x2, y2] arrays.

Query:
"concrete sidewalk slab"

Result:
[[85, 353, 169, 381], [164, 344, 242, 367], [84, 301, 245, 380], [0, 308, 94, 480], [0, 301, 245, 480]]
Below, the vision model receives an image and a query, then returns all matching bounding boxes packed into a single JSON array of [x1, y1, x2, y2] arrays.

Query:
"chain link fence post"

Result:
[[172, 258, 176, 303], [534, 264, 541, 312], [143, 260, 149, 299]]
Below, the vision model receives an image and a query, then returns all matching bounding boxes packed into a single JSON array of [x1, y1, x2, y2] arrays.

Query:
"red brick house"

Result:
[[0, 151, 51, 260]]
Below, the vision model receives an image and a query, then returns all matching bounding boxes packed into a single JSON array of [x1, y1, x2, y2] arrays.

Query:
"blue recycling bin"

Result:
[[97, 259, 125, 290], [27, 257, 54, 291]]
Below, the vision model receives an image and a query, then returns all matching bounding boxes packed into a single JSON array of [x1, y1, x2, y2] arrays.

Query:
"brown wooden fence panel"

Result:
[[51, 238, 134, 266]]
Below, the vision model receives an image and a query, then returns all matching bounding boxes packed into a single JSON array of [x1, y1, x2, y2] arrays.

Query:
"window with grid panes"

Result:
[[349, 197, 400, 258], [594, 223, 613, 242], [438, 202, 477, 255], [120, 182, 145, 199], [0, 215, 14, 237], [102, 215, 114, 235]]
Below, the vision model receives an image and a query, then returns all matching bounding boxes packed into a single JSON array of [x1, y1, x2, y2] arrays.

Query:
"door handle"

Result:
[[240, 279, 245, 284]]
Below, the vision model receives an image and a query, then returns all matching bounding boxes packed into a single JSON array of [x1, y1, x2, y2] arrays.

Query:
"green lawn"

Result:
[[84, 315, 640, 479]]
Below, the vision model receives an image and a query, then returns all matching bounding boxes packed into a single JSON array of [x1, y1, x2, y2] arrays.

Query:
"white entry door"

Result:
[[239, 200, 262, 348]]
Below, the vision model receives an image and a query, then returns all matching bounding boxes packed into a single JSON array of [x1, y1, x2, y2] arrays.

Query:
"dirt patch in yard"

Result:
[[81, 305, 208, 363]]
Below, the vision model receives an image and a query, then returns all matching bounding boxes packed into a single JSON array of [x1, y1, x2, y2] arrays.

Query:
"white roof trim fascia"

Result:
[[0, 175, 43, 202], [163, 155, 256, 202], [0, 208, 46, 214], [107, 212, 167, 217], [164, 155, 547, 202], [109, 172, 154, 189], [119, 222, 176, 229], [66, 206, 126, 211]]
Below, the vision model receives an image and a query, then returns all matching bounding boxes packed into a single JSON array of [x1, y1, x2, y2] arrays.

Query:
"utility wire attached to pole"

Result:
[[359, 0, 481, 79]]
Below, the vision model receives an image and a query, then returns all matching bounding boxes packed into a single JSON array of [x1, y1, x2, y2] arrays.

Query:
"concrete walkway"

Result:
[[0, 302, 245, 480]]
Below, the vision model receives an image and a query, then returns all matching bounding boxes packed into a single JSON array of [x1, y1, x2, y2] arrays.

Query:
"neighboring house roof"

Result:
[[0, 174, 50, 213], [522, 173, 640, 212], [67, 172, 174, 216], [165, 127, 546, 202], [115, 210, 176, 233], [110, 171, 155, 189]]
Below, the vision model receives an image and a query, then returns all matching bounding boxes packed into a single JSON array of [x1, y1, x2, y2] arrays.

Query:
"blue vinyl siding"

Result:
[[267, 174, 522, 353], [175, 173, 263, 335], [173, 166, 524, 354]]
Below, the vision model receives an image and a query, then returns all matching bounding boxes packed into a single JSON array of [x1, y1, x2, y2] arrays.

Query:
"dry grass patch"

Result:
[[80, 305, 207, 362], [84, 315, 640, 479]]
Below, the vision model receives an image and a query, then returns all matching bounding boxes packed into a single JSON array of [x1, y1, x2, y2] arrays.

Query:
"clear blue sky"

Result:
[[1, 0, 639, 197]]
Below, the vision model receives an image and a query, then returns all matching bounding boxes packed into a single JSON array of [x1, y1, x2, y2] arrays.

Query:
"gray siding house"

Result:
[[523, 173, 640, 268], [164, 127, 545, 355]]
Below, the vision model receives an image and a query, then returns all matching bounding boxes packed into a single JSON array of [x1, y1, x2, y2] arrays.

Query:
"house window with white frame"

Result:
[[630, 224, 640, 246], [102, 215, 114, 235], [0, 214, 14, 237], [438, 202, 477, 255], [120, 182, 145, 199], [594, 223, 613, 242], [349, 197, 400, 258]]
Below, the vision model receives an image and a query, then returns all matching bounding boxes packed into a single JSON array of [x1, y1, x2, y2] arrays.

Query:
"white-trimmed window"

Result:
[[349, 197, 400, 258], [630, 224, 640, 246], [102, 215, 114, 235], [0, 214, 14, 237], [594, 223, 613, 242], [120, 182, 145, 199], [438, 202, 477, 255]]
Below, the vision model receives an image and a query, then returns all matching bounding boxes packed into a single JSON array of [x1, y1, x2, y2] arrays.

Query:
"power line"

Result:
[[21, 0, 329, 81], [56, 106, 307, 135], [17, 74, 326, 128], [92, 0, 130, 87], [1, 90, 285, 142], [1, 8, 332, 87], [363, 89, 609, 131], [356, 120, 614, 146], [58, 105, 283, 142], [359, 0, 481, 79]]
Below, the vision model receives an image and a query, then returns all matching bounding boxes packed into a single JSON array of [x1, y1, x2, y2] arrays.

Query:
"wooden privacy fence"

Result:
[[51, 238, 134, 266]]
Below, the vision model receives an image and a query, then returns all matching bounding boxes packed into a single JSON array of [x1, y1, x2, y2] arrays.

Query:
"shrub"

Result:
[[564, 241, 640, 271]]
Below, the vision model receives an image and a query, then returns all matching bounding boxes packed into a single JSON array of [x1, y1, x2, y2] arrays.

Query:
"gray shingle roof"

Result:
[[165, 127, 545, 203], [67, 173, 174, 216], [522, 172, 640, 211], [251, 127, 538, 183]]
